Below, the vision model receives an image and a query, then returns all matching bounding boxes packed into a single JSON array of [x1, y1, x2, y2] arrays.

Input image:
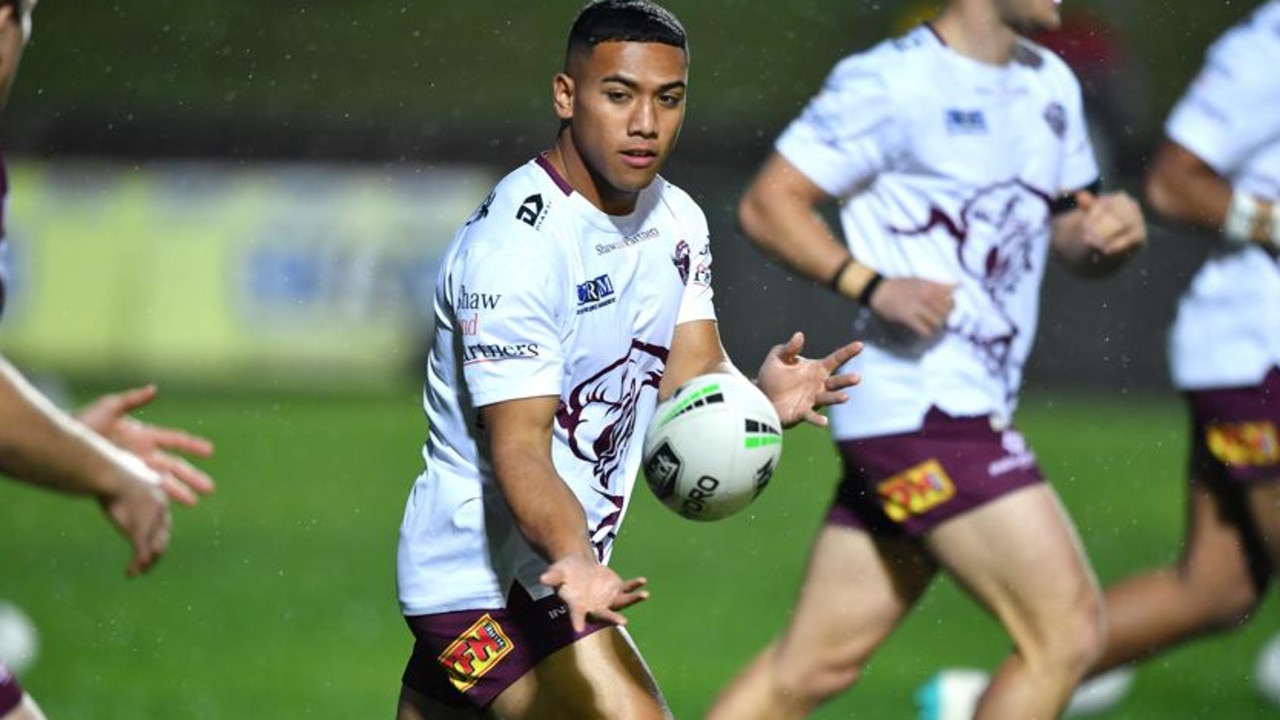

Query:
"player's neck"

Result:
[[546, 135, 639, 216], [931, 5, 1019, 66]]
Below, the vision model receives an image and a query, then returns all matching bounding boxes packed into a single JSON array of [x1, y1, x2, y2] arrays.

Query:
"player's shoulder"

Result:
[[1012, 36, 1073, 77], [1210, 2, 1280, 64], [823, 26, 938, 95], [459, 159, 569, 247], [828, 27, 923, 78], [650, 176, 709, 232]]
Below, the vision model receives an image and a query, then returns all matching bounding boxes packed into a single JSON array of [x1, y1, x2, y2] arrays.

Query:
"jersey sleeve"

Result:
[[677, 204, 716, 325], [1056, 69, 1100, 193], [775, 55, 903, 198], [1165, 39, 1280, 176], [449, 240, 568, 407]]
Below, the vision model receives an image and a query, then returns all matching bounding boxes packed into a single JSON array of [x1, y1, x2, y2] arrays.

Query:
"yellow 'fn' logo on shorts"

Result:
[[877, 459, 955, 522], [438, 614, 515, 693], [1207, 421, 1280, 467]]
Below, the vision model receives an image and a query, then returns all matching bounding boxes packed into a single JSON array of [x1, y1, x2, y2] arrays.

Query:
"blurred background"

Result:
[[0, 0, 1253, 392], [2, 2, 1277, 719]]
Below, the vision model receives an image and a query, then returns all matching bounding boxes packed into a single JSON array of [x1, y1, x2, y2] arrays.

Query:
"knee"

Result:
[[1028, 586, 1108, 677], [772, 644, 868, 707], [1188, 571, 1261, 632]]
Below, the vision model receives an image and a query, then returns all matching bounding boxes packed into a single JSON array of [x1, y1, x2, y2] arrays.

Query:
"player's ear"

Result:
[[552, 72, 575, 121]]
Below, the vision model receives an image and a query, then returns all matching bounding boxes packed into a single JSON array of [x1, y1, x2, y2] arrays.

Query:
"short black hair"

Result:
[[565, 0, 687, 65]]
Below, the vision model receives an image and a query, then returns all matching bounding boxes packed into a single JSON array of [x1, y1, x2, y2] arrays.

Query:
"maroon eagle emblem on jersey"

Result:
[[891, 179, 1052, 401], [555, 338, 669, 559], [672, 240, 690, 284]]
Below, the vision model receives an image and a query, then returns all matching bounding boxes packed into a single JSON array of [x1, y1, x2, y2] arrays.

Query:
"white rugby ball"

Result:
[[1255, 632, 1280, 707], [642, 373, 783, 521], [0, 600, 38, 676]]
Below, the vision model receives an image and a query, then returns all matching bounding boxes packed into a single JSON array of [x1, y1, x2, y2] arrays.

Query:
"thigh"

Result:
[[1246, 479, 1280, 584], [397, 684, 482, 720], [775, 523, 936, 668], [490, 627, 670, 720], [925, 484, 1098, 643]]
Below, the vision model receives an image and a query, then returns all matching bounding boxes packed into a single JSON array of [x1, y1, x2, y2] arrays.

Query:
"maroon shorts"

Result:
[[827, 407, 1044, 538], [0, 663, 23, 715], [401, 583, 610, 710], [1187, 368, 1280, 485]]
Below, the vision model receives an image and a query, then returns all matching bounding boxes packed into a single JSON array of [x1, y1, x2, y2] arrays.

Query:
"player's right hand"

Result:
[[539, 552, 650, 632], [869, 277, 955, 338], [98, 456, 173, 578]]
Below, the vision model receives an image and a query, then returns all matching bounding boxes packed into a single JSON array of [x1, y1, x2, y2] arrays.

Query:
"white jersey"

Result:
[[1166, 1, 1280, 390], [777, 25, 1098, 439], [397, 156, 716, 616]]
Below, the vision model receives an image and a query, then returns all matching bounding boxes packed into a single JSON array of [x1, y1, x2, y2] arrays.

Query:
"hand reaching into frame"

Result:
[[77, 384, 216, 506], [756, 332, 863, 428]]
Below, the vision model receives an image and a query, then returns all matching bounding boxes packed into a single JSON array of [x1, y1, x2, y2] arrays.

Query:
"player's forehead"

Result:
[[571, 41, 688, 86]]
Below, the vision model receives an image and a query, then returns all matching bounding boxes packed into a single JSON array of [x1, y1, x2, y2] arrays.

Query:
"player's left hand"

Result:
[[1077, 189, 1146, 258], [756, 332, 862, 428], [77, 384, 216, 506]]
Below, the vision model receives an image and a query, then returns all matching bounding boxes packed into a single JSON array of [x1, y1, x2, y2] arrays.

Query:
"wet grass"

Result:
[[0, 389, 1274, 718]]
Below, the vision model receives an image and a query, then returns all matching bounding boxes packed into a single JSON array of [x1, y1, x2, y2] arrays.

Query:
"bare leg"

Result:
[[707, 525, 936, 720], [396, 684, 481, 720], [1091, 480, 1266, 675], [397, 627, 667, 720], [927, 485, 1106, 719], [1, 695, 47, 720]]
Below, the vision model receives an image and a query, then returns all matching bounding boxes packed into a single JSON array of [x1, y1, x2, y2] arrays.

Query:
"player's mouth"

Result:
[[620, 148, 659, 169]]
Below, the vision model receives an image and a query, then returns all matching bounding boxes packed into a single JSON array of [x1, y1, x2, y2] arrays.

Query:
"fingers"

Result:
[[1082, 191, 1146, 255], [775, 331, 805, 364], [148, 426, 215, 457], [822, 340, 863, 371], [122, 501, 171, 578], [150, 453, 216, 500], [103, 384, 159, 418]]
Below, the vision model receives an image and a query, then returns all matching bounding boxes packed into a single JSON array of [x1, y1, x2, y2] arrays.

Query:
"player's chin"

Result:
[[609, 166, 663, 194]]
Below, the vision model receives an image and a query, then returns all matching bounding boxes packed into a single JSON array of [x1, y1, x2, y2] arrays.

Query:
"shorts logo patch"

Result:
[[438, 614, 515, 693], [1207, 421, 1280, 467], [877, 459, 955, 522]]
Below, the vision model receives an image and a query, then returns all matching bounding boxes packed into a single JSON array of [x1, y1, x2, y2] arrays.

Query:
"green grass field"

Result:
[[1, 388, 1277, 718]]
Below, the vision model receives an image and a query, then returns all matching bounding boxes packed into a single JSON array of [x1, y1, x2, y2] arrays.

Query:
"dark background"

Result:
[[4, 0, 1257, 393]]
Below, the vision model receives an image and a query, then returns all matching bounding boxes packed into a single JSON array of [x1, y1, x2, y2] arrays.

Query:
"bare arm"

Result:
[[740, 153, 954, 337], [0, 356, 172, 576], [482, 395, 647, 631], [1144, 139, 1274, 244]]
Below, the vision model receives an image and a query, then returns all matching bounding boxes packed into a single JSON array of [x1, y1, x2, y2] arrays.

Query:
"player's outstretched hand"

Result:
[[757, 332, 862, 428], [1077, 189, 1146, 258], [869, 277, 955, 338], [539, 552, 650, 633], [98, 455, 172, 578], [77, 384, 216, 506]]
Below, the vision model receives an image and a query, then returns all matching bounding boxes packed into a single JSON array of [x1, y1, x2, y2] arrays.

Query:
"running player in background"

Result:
[[393, 2, 861, 719], [1083, 0, 1280, 707], [0, 2, 216, 718], [706, 0, 1146, 718]]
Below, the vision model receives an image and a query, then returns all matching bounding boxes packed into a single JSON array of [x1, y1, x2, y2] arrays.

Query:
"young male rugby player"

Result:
[[393, 2, 861, 718]]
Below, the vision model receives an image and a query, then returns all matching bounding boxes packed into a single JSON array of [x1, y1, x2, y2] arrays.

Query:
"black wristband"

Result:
[[857, 272, 884, 306], [826, 257, 855, 292]]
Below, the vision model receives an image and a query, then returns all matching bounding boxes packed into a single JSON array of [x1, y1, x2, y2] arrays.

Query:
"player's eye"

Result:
[[605, 90, 630, 103], [658, 93, 684, 108]]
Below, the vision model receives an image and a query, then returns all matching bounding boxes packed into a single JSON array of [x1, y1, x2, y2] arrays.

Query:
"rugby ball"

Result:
[[1255, 632, 1280, 707], [0, 600, 38, 676], [642, 373, 783, 521]]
